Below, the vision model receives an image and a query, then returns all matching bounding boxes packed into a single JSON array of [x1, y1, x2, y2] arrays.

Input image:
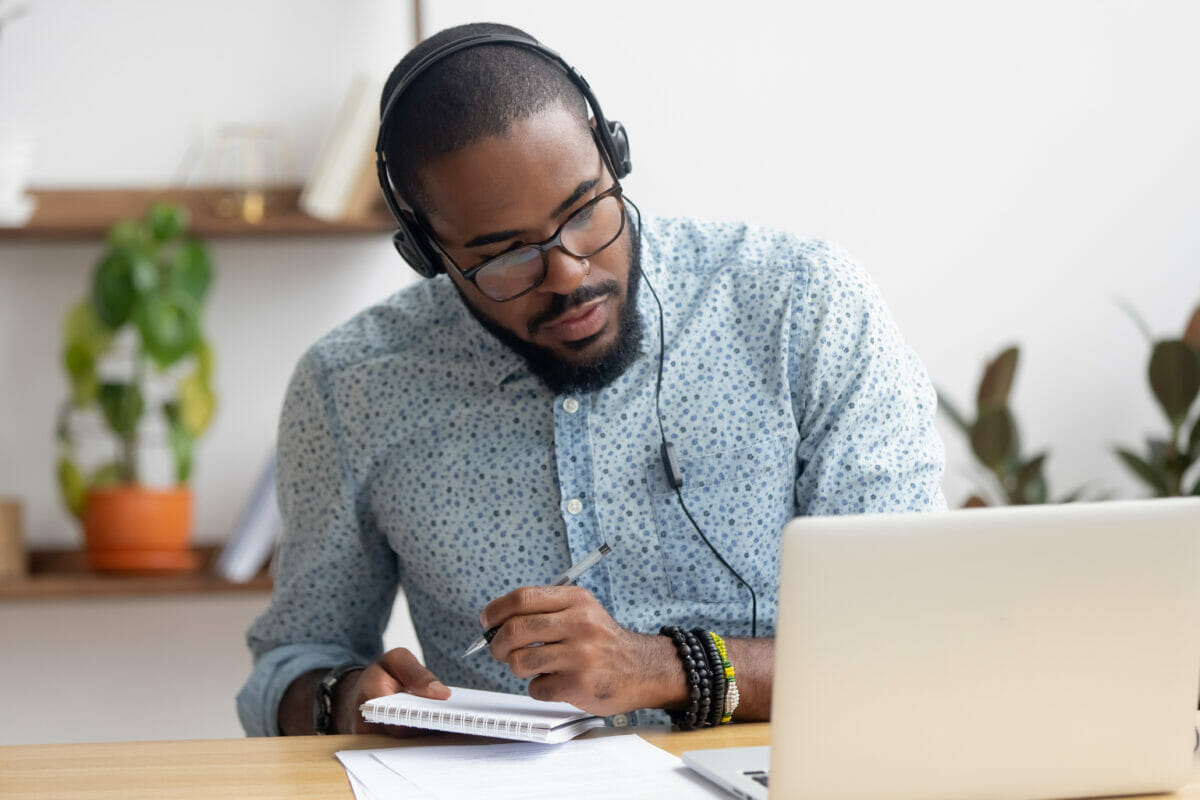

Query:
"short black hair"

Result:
[[379, 22, 590, 215]]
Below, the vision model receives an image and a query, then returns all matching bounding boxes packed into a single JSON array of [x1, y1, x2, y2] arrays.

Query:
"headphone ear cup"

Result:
[[392, 217, 444, 278], [605, 120, 632, 178]]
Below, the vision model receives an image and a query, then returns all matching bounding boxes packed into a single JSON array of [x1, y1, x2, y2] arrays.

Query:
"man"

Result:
[[238, 22, 945, 738]]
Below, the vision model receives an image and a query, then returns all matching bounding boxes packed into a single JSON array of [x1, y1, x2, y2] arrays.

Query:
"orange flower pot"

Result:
[[81, 485, 199, 572]]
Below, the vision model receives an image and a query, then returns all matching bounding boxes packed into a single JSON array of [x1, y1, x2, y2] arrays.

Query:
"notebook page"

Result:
[[361, 734, 728, 799]]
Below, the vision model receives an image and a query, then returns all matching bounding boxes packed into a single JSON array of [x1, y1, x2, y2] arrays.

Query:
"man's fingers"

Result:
[[505, 642, 573, 678], [481, 584, 592, 629], [377, 648, 451, 698]]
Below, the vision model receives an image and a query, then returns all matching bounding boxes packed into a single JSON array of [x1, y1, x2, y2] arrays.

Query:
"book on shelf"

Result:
[[360, 686, 606, 743], [214, 453, 281, 583], [299, 73, 385, 222]]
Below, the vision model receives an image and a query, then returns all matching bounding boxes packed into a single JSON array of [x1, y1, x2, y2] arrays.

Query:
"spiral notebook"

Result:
[[359, 686, 606, 743]]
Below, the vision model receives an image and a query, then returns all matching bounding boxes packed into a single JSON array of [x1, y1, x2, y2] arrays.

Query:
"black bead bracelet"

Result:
[[661, 625, 708, 730]]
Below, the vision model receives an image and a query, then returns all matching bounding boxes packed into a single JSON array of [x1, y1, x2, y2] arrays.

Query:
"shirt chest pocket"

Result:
[[646, 436, 793, 604]]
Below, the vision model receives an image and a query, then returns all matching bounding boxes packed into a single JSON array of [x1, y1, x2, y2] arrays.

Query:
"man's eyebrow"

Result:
[[549, 177, 600, 218], [462, 177, 601, 249]]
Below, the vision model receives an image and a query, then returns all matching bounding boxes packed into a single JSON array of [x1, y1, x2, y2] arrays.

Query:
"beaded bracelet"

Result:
[[710, 631, 739, 723], [693, 628, 726, 728], [686, 633, 710, 734], [660, 625, 709, 730]]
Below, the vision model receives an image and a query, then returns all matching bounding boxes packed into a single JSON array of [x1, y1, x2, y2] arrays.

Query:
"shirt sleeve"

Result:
[[236, 348, 400, 737], [788, 242, 947, 514]]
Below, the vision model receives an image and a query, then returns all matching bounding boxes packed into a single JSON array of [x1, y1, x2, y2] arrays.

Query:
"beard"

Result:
[[457, 232, 644, 395]]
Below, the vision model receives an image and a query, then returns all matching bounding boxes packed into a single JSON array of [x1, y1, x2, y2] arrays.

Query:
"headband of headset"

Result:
[[374, 32, 632, 278]]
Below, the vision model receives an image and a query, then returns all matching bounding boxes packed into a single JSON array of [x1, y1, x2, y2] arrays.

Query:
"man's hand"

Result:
[[335, 648, 451, 735], [480, 586, 688, 716], [280, 648, 451, 736]]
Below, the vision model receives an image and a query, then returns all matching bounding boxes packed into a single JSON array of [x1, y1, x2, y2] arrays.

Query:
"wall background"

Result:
[[0, 0, 1197, 744]]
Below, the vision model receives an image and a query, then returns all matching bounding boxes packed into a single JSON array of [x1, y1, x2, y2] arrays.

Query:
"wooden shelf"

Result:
[[0, 546, 273, 600], [0, 187, 395, 240]]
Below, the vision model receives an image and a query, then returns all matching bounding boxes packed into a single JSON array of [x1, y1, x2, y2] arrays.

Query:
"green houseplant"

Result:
[[939, 345, 1088, 507], [56, 201, 216, 570], [1114, 299, 1200, 496]]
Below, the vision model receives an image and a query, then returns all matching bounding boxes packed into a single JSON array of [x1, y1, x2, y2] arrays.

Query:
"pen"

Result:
[[462, 542, 612, 657]]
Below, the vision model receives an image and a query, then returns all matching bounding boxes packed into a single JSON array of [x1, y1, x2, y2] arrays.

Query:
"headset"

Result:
[[374, 32, 631, 278], [374, 32, 758, 636]]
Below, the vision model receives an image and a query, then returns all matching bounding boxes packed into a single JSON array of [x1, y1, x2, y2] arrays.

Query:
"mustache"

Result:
[[527, 280, 620, 336]]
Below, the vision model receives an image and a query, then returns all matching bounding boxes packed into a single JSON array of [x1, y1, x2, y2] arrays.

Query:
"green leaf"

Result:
[[1057, 486, 1088, 503], [135, 289, 201, 368], [63, 300, 114, 355], [976, 346, 1019, 412], [1188, 415, 1200, 460], [147, 201, 189, 242], [1149, 339, 1200, 427], [1114, 447, 1170, 496], [57, 457, 87, 518], [1021, 473, 1049, 505], [1014, 453, 1048, 503], [91, 250, 139, 327], [105, 219, 147, 250], [167, 414, 194, 484], [936, 390, 971, 435], [971, 406, 1015, 470], [62, 341, 98, 406], [1191, 474, 1200, 496], [194, 338, 215, 379], [1146, 438, 1171, 470], [98, 382, 144, 437], [165, 240, 213, 305], [176, 368, 216, 436]]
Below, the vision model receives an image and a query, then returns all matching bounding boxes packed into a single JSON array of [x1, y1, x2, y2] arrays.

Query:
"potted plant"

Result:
[[938, 345, 1091, 506], [56, 201, 216, 570], [1114, 299, 1200, 496]]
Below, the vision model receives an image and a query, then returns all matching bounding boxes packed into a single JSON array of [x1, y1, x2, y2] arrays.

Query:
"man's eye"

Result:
[[572, 203, 597, 224], [475, 243, 525, 268]]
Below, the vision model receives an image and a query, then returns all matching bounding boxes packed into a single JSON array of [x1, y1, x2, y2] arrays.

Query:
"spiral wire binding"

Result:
[[368, 702, 547, 741]]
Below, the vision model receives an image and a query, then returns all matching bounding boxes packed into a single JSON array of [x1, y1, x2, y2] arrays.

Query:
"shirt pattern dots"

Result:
[[237, 215, 946, 736]]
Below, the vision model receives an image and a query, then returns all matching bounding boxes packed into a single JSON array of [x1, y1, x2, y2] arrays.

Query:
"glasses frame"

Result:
[[424, 184, 627, 302]]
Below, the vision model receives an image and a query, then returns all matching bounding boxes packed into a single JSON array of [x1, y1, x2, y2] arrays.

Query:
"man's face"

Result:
[[415, 104, 639, 389]]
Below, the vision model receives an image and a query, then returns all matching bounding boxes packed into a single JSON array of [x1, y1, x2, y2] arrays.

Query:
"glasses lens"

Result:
[[561, 194, 624, 258], [474, 247, 545, 301]]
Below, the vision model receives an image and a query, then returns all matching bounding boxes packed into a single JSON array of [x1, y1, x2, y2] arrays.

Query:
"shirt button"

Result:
[[611, 713, 629, 728], [563, 397, 580, 414], [566, 498, 583, 515]]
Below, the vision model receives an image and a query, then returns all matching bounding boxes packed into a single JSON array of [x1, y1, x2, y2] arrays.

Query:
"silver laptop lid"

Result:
[[771, 498, 1200, 800]]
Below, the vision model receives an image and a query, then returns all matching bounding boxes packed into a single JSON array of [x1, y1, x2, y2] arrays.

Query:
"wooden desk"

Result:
[[4, 723, 1199, 799], [0, 724, 769, 800]]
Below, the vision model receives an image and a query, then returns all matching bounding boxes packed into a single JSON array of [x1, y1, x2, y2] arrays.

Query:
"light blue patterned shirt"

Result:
[[237, 215, 946, 736]]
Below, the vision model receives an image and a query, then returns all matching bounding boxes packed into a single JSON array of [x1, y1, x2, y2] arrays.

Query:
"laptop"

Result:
[[684, 498, 1200, 800]]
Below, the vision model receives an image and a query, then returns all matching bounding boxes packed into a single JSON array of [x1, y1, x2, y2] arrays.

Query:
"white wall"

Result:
[[424, 0, 1200, 505], [0, 593, 422, 745], [0, 0, 1197, 744]]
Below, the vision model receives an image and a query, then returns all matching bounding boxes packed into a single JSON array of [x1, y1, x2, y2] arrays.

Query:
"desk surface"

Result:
[[4, 723, 1200, 800], [0, 724, 769, 800]]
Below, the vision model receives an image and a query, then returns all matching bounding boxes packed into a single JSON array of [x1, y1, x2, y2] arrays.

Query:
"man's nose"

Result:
[[536, 246, 589, 296]]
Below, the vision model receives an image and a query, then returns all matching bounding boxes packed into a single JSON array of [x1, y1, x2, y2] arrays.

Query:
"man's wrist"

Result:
[[314, 663, 367, 734], [635, 631, 691, 712]]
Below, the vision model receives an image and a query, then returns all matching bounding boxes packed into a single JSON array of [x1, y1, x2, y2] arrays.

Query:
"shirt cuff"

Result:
[[237, 643, 367, 737]]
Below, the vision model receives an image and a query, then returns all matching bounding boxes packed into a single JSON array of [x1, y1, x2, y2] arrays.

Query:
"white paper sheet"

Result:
[[335, 749, 436, 800], [337, 734, 728, 800]]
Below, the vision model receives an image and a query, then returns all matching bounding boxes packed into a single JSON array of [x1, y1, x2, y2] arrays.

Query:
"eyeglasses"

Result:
[[434, 185, 627, 302]]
